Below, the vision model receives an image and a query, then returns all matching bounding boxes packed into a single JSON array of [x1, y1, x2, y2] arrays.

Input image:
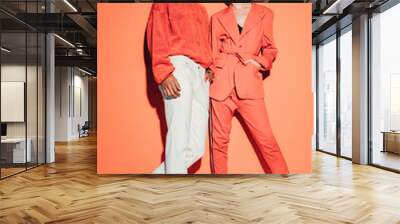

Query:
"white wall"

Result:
[[1, 63, 46, 164], [72, 73, 89, 138], [1, 65, 39, 138], [55, 67, 89, 141], [1, 65, 25, 131], [1, 82, 25, 122], [55, 66, 70, 141]]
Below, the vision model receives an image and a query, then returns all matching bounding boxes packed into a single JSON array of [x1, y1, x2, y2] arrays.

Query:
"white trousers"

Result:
[[154, 55, 210, 174]]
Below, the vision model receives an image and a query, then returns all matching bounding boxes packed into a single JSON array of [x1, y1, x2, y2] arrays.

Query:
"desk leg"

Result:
[[382, 133, 386, 153]]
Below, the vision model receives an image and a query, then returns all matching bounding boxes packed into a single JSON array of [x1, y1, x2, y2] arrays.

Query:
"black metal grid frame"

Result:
[[0, 0, 47, 180], [367, 0, 400, 173], [315, 24, 352, 161], [315, 0, 400, 173]]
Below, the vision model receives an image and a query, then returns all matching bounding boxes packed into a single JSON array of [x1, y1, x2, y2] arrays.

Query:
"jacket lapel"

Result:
[[217, 7, 240, 44], [240, 4, 266, 41]]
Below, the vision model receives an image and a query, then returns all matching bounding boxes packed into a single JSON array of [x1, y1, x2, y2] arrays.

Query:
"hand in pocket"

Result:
[[160, 75, 181, 98]]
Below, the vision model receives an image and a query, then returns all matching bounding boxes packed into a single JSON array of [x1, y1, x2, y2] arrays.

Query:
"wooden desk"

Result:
[[382, 131, 400, 154]]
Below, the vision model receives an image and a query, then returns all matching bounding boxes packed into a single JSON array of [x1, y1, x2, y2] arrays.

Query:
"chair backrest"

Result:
[[82, 121, 90, 129]]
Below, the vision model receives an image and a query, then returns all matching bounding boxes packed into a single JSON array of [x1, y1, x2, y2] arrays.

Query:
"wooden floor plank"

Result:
[[1, 135, 400, 224]]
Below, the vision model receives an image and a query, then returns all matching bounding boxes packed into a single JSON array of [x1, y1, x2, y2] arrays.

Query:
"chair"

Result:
[[79, 121, 90, 138]]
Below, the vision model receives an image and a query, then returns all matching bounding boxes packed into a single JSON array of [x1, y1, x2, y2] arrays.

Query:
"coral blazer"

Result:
[[210, 4, 278, 101]]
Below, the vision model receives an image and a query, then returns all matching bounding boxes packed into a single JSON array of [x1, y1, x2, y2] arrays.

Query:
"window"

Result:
[[317, 35, 337, 154], [390, 75, 400, 131], [370, 2, 400, 171], [339, 27, 352, 158]]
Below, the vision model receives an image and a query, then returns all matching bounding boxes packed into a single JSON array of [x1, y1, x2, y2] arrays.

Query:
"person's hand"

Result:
[[160, 75, 181, 98], [244, 59, 261, 69], [205, 68, 214, 83]]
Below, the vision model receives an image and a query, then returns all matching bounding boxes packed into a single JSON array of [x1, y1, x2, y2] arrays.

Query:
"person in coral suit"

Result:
[[146, 3, 214, 174], [209, 3, 289, 174]]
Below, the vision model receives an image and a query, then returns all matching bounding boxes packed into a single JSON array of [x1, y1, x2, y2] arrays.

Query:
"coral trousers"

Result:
[[210, 90, 289, 174]]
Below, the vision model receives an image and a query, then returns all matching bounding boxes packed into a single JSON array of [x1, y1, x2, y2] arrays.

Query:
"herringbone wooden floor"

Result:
[[1, 135, 400, 224]]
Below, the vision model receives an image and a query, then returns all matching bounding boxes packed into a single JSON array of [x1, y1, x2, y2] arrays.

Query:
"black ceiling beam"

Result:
[[86, 0, 98, 12], [55, 55, 96, 69], [0, 13, 93, 32], [312, 14, 352, 44], [99, 0, 308, 2], [0, 18, 27, 31], [19, 13, 82, 32]]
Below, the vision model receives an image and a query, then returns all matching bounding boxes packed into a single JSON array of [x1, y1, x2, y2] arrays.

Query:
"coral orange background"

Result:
[[97, 3, 313, 174]]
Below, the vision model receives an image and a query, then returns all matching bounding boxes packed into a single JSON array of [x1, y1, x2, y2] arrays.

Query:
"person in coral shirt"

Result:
[[146, 3, 214, 174]]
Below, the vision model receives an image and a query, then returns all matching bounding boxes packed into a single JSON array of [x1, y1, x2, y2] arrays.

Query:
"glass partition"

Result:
[[1, 30, 28, 177], [0, 1, 46, 179], [317, 35, 337, 154]]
